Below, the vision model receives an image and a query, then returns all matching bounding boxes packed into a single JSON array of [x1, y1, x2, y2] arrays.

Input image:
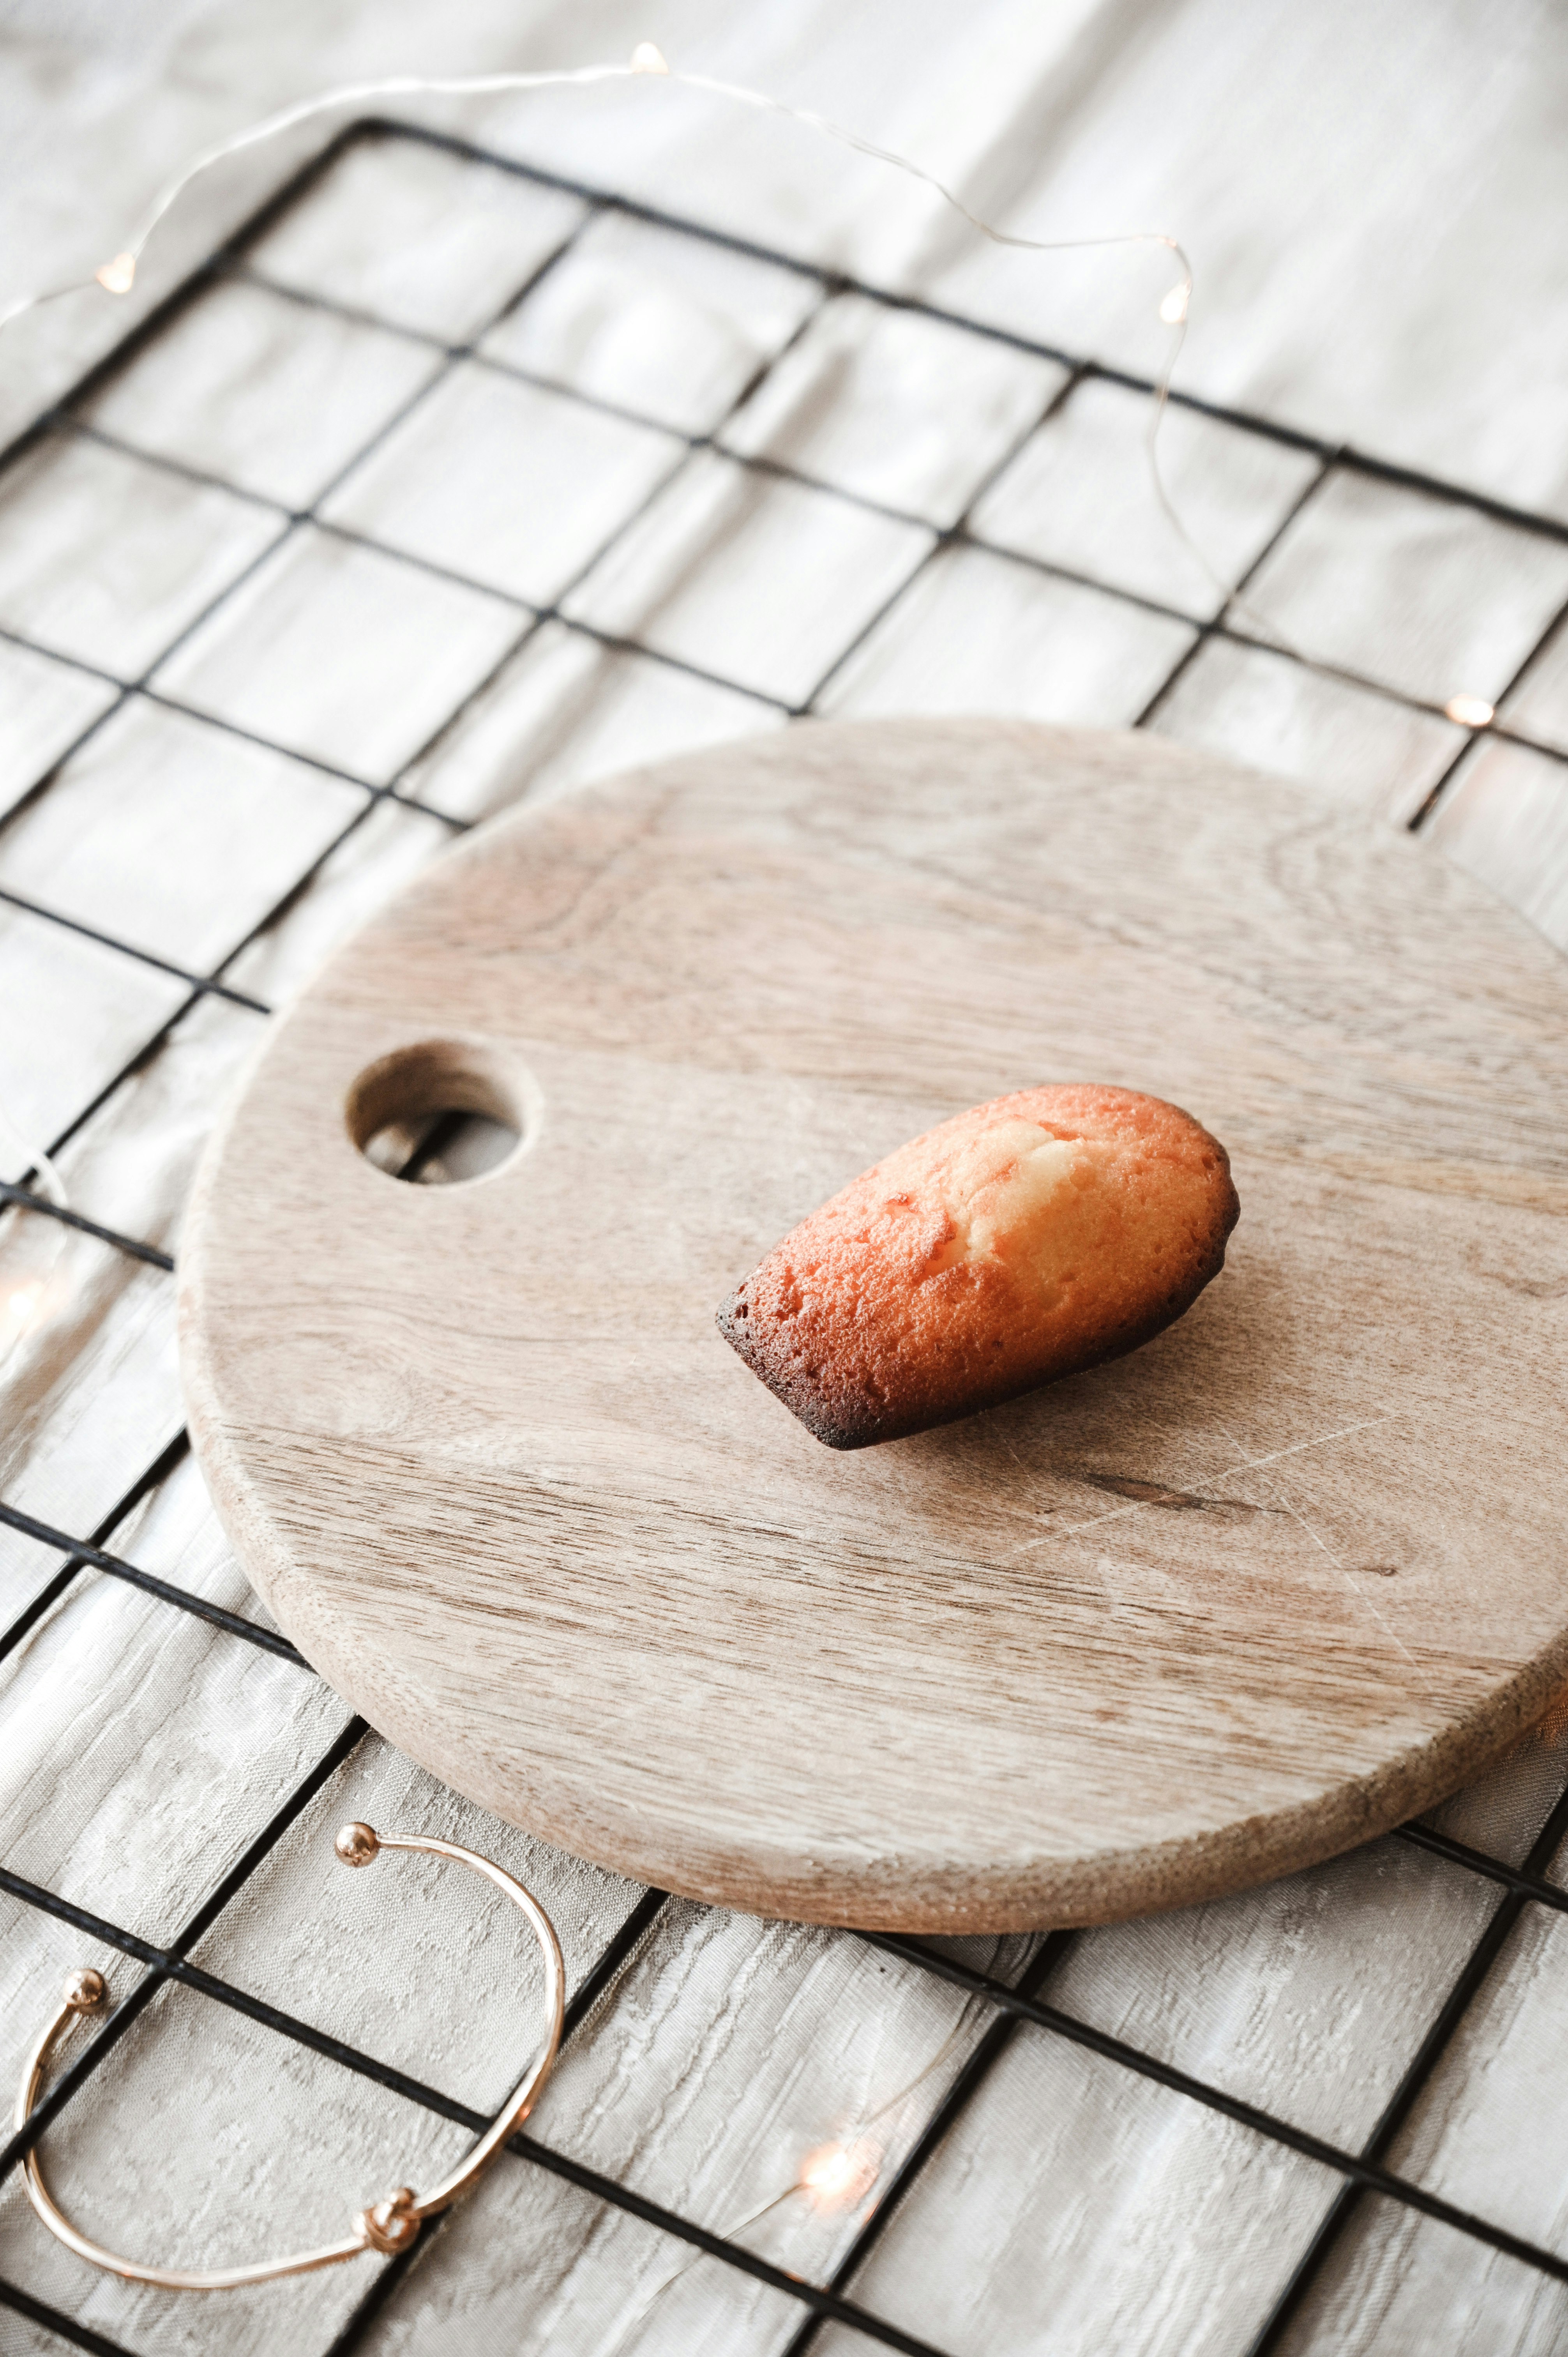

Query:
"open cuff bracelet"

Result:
[[14, 1823, 566, 2291]]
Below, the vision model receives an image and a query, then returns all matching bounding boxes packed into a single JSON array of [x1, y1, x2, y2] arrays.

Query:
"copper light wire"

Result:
[[0, 42, 1197, 575], [14, 1825, 566, 2290], [0, 41, 1504, 915]]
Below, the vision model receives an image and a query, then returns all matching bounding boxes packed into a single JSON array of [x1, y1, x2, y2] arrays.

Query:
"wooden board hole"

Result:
[[346, 1037, 524, 1187]]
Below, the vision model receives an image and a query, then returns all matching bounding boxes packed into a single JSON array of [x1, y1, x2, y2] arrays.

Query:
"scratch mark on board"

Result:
[[1019, 1409, 1420, 1549], [1211, 1417, 1432, 1689]]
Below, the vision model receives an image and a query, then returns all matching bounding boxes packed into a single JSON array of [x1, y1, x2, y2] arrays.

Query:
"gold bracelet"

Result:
[[15, 1823, 565, 2291]]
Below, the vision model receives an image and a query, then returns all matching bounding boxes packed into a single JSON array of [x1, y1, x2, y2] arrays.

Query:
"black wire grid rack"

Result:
[[2, 116, 1568, 2357]]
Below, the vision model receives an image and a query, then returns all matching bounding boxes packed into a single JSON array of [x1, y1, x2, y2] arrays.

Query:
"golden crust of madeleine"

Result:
[[717, 1084, 1239, 1449]]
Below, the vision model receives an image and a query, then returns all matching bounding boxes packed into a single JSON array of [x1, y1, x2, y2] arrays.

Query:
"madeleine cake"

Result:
[[716, 1083, 1239, 1448]]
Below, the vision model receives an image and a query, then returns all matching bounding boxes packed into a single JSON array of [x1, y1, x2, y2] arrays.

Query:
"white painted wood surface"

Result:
[[2, 8, 1568, 2352]]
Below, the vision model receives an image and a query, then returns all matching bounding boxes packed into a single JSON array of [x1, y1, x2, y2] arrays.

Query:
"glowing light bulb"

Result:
[[1158, 283, 1189, 325], [1, 1278, 45, 1347], [1444, 693, 1495, 728], [801, 2144, 851, 2195], [799, 2139, 879, 2207], [95, 253, 137, 295], [630, 41, 670, 74]]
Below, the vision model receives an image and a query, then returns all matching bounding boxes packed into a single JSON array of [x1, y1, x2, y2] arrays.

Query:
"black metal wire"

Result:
[[4, 113, 1568, 2357], [1395, 1820, 1568, 1917], [323, 1885, 673, 2355], [0, 878, 269, 1010], [0, 2273, 142, 2357], [350, 118, 1568, 555], [778, 1930, 1078, 2357], [860, 1915, 1568, 2286], [0, 1182, 174, 1269], [17, 258, 1567, 817], [1242, 1772, 1568, 2354], [791, 362, 1087, 717], [1406, 581, 1568, 830], [0, 1714, 369, 2186], [1131, 456, 1337, 728], [0, 1490, 307, 1666], [0, 1429, 191, 1666]]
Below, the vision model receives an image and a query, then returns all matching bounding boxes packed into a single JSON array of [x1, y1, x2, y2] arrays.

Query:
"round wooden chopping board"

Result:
[[179, 719, 1568, 1932]]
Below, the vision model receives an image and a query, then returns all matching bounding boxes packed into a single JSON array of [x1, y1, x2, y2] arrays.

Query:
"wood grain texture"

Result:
[[177, 719, 1568, 1932]]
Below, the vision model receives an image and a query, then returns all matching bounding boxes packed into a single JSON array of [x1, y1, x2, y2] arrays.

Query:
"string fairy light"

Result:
[[40, 39, 1506, 685], [0, 1104, 73, 1364], [798, 2135, 881, 2207], [0, 1104, 70, 1217], [0, 1275, 47, 1353], [0, 41, 1216, 584], [62, 43, 1543, 711], [592, 1988, 986, 2351]]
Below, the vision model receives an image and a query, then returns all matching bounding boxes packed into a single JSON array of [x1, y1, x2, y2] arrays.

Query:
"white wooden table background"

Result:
[[2, 3, 1568, 2352]]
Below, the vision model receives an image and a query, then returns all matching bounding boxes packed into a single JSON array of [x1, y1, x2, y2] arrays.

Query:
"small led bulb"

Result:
[[630, 41, 670, 73], [799, 2139, 879, 2207], [801, 2144, 851, 2196], [1444, 693, 1495, 728], [95, 253, 137, 295], [1158, 282, 1189, 325], [1, 1278, 45, 1345]]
